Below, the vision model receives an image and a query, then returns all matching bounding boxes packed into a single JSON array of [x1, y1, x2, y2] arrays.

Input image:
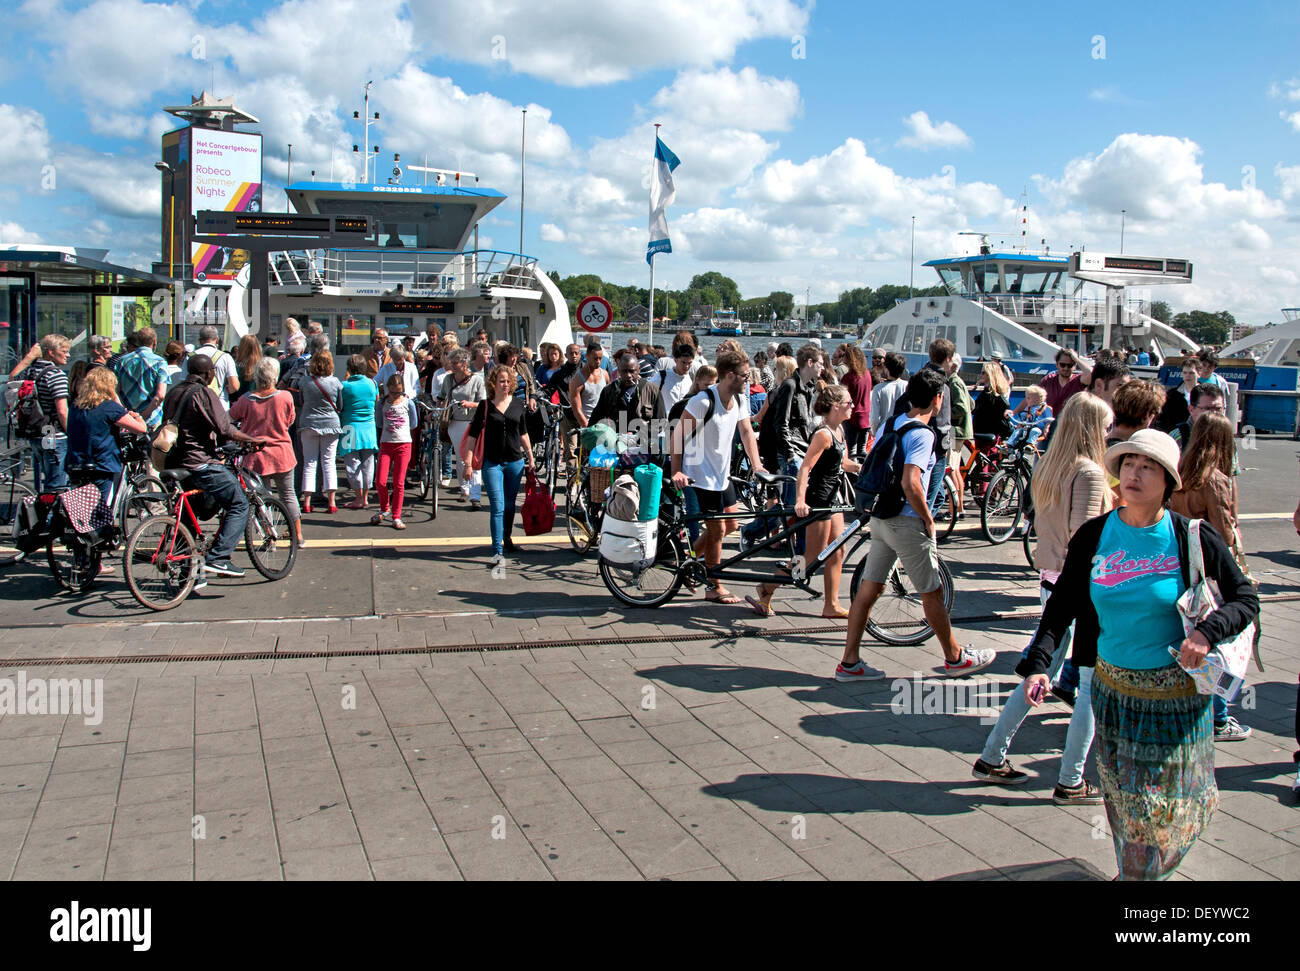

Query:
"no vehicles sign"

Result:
[[576, 295, 612, 333]]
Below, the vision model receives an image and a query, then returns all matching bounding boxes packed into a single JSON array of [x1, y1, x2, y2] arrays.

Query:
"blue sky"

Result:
[[1, 0, 1297, 322]]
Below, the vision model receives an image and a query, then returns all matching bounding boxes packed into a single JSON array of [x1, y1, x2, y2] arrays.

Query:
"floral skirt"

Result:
[[1092, 658, 1216, 881]]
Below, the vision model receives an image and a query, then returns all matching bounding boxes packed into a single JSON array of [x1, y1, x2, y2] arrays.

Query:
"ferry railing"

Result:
[[290, 248, 538, 292]]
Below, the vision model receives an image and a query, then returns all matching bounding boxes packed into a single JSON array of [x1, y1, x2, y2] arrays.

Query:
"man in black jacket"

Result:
[[759, 343, 821, 477], [588, 352, 664, 454]]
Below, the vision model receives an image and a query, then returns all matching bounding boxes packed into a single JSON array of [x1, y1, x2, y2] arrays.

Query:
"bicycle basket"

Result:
[[588, 466, 613, 504]]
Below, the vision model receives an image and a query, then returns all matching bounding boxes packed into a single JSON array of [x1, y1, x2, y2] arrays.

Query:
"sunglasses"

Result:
[[1057, 361, 1075, 369]]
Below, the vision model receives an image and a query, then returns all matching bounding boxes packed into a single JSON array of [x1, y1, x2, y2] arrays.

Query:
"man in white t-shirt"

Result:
[[194, 324, 238, 411], [670, 349, 766, 605], [658, 343, 697, 411]]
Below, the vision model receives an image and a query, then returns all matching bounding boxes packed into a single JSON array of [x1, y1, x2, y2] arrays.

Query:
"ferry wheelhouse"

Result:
[[860, 247, 1199, 381], [254, 177, 572, 352]]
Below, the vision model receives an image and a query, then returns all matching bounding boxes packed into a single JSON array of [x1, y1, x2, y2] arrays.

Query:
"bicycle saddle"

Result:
[[160, 469, 192, 485], [752, 469, 795, 485]]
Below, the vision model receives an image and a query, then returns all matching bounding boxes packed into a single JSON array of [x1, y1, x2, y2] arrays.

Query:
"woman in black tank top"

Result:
[[746, 384, 862, 619]]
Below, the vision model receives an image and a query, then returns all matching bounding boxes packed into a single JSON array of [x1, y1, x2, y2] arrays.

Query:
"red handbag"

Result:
[[458, 401, 487, 468], [521, 470, 556, 536]]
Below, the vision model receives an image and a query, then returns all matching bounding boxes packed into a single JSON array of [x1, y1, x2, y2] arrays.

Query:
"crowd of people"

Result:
[[7, 321, 1290, 880]]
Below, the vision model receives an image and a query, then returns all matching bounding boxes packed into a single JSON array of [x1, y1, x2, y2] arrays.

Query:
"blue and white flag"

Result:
[[647, 136, 680, 265]]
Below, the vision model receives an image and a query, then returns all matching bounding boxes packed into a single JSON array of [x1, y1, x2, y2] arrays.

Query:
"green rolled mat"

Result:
[[634, 464, 662, 521]]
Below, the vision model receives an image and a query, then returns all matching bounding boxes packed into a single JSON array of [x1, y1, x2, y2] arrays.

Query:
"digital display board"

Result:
[[379, 299, 455, 314], [1103, 256, 1165, 272]]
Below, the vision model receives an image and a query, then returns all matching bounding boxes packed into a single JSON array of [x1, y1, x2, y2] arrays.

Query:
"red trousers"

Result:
[[377, 441, 412, 519]]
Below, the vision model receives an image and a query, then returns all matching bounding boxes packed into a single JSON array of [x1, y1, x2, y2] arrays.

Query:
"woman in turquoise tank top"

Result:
[[339, 354, 379, 509]]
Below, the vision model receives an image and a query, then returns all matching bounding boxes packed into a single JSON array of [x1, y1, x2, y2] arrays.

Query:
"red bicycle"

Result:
[[123, 444, 298, 610]]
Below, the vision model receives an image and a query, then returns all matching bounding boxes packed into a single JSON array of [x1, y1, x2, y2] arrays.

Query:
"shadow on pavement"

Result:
[[938, 859, 1108, 881]]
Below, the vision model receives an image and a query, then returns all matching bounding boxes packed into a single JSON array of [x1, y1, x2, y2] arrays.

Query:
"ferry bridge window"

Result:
[[877, 324, 897, 347], [1016, 271, 1048, 293], [937, 266, 963, 293]]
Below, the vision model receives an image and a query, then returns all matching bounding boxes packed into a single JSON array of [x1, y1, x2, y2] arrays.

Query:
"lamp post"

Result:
[[155, 161, 176, 279]]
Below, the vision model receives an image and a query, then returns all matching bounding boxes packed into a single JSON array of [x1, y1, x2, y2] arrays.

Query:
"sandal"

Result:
[[821, 606, 850, 620], [705, 590, 743, 605], [393, 518, 406, 530], [745, 595, 775, 617]]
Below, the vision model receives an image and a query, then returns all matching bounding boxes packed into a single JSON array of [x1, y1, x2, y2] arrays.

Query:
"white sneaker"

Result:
[[943, 647, 994, 677], [193, 566, 207, 590]]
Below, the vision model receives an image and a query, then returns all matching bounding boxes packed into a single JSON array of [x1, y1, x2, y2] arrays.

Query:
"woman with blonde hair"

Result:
[[65, 366, 148, 508], [230, 357, 303, 542], [972, 392, 1114, 800]]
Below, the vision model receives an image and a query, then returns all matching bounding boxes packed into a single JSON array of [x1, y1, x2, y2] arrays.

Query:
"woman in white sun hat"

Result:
[[1018, 429, 1258, 881]]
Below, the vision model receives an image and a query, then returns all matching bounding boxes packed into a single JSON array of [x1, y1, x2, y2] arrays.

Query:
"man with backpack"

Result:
[[838, 367, 994, 680], [670, 349, 766, 605], [891, 337, 955, 516], [193, 325, 239, 411], [14, 334, 71, 491]]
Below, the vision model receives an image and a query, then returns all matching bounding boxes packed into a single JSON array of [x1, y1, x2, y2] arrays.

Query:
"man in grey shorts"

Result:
[[836, 367, 996, 681]]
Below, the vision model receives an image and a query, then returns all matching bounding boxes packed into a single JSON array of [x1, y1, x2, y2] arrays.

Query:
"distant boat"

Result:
[[707, 308, 743, 336]]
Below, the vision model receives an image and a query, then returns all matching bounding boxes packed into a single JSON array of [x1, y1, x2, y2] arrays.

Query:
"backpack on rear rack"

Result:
[[853, 419, 933, 520]]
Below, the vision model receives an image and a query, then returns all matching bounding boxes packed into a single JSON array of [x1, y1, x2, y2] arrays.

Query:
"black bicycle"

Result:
[[412, 396, 441, 519], [532, 400, 564, 498], [599, 471, 955, 646], [981, 443, 1038, 544]]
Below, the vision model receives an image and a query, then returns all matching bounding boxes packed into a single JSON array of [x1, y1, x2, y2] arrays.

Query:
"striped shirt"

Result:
[[21, 359, 68, 439]]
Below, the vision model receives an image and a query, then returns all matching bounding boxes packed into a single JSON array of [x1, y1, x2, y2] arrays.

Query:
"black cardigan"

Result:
[[1016, 509, 1259, 678]]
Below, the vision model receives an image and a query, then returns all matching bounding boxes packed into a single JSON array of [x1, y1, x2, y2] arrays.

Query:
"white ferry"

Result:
[[706, 309, 743, 336], [859, 243, 1200, 382]]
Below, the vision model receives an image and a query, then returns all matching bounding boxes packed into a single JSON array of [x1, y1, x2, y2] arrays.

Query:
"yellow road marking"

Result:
[[302, 534, 566, 549]]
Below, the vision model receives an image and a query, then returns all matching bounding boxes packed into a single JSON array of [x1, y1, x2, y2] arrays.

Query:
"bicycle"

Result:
[[564, 441, 609, 554], [125, 443, 298, 609], [531, 400, 564, 497], [599, 472, 954, 646], [412, 396, 442, 519], [980, 442, 1038, 544], [0, 447, 34, 567]]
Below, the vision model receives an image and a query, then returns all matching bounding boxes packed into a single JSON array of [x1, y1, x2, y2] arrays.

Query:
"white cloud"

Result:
[[0, 221, 42, 244], [1269, 78, 1300, 101], [1259, 266, 1299, 288], [1036, 133, 1284, 223], [651, 67, 801, 132], [539, 223, 566, 243], [1277, 163, 1300, 202], [1282, 110, 1300, 133], [677, 207, 833, 263], [55, 151, 161, 219], [0, 104, 52, 176], [87, 112, 149, 139], [1229, 220, 1270, 250], [406, 0, 810, 86], [896, 111, 971, 150]]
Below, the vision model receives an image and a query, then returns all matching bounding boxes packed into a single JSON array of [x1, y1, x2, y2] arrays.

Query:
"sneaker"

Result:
[[1050, 685, 1076, 708], [1213, 717, 1252, 742], [834, 660, 886, 682], [944, 647, 994, 677], [370, 511, 390, 525], [204, 560, 245, 579], [193, 566, 207, 590], [1053, 780, 1103, 805], [971, 758, 1029, 785], [486, 553, 503, 569]]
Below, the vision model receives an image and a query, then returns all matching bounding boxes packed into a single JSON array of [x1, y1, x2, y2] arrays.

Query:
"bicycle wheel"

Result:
[[980, 469, 1024, 544], [599, 529, 684, 608], [565, 478, 597, 554], [430, 440, 440, 520], [125, 516, 198, 610], [850, 554, 954, 646], [0, 480, 34, 566], [119, 475, 167, 536], [413, 436, 431, 501], [245, 495, 298, 580], [47, 535, 102, 594], [1021, 512, 1036, 570]]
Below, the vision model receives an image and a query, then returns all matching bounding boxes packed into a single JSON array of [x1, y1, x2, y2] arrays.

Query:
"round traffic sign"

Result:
[[576, 295, 612, 333]]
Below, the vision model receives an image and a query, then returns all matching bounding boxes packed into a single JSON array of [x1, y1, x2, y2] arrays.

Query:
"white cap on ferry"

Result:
[[1104, 429, 1182, 492]]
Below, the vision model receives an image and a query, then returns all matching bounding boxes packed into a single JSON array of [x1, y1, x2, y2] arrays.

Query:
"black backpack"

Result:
[[854, 419, 933, 519], [11, 366, 51, 440]]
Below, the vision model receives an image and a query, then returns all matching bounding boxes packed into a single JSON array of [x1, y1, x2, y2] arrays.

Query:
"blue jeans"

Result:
[[739, 455, 802, 552], [482, 458, 525, 556], [1213, 694, 1228, 725], [189, 463, 249, 564], [32, 437, 67, 491], [926, 449, 948, 515], [683, 485, 702, 545], [979, 584, 1096, 787]]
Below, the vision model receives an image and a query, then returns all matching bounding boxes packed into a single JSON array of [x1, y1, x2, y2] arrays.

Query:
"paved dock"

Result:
[[1, 437, 1298, 880]]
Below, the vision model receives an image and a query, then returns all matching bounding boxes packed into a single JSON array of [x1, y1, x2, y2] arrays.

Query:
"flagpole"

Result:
[[648, 123, 660, 349]]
